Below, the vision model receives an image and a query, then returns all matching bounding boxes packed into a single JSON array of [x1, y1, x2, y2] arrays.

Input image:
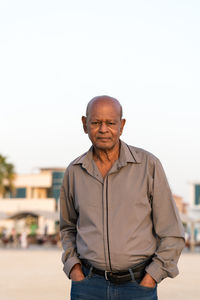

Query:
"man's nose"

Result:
[[99, 122, 108, 132]]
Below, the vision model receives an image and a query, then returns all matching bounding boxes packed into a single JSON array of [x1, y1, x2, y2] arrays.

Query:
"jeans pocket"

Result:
[[72, 276, 90, 284]]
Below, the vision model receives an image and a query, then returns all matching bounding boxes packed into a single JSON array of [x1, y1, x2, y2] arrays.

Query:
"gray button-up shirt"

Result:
[[60, 141, 185, 283]]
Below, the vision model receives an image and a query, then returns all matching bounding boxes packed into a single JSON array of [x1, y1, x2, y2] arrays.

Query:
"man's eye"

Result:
[[91, 122, 99, 125], [107, 122, 115, 125]]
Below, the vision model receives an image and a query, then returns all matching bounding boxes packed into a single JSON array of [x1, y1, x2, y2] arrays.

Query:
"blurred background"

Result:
[[0, 1, 200, 299]]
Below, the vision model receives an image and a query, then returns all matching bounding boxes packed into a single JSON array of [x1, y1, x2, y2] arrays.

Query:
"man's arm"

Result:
[[145, 158, 185, 283], [60, 169, 82, 278]]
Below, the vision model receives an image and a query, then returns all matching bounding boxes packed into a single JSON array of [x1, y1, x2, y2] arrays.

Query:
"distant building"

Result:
[[191, 183, 200, 206], [173, 194, 187, 214], [182, 183, 200, 248], [9, 167, 65, 205], [0, 168, 65, 236]]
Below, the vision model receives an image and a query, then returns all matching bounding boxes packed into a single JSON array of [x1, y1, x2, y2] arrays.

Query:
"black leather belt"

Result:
[[81, 256, 152, 284]]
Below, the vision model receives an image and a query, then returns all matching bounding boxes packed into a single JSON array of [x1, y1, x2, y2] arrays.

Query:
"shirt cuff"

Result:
[[145, 261, 168, 283], [63, 256, 82, 278]]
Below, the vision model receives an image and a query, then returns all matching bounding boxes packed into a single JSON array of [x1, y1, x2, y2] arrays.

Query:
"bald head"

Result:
[[86, 95, 123, 119], [82, 95, 126, 151]]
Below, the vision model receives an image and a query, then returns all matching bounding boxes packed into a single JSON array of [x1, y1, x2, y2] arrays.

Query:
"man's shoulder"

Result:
[[127, 144, 159, 164], [64, 151, 89, 172], [71, 152, 88, 165]]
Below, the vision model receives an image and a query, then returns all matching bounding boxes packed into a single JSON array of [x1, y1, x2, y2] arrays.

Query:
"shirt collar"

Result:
[[72, 140, 141, 167], [118, 140, 141, 166]]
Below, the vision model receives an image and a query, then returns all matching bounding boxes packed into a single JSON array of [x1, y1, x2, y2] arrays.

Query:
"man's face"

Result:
[[82, 100, 125, 151]]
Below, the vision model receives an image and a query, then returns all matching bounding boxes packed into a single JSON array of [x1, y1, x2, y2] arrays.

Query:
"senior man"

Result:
[[60, 95, 185, 300]]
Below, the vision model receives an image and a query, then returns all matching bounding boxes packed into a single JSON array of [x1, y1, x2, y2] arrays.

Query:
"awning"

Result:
[[7, 210, 59, 221]]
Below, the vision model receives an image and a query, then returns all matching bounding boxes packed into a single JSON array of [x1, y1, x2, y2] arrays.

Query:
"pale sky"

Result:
[[1, 1, 200, 203]]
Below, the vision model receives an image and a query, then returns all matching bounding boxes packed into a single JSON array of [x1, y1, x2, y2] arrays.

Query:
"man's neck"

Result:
[[93, 141, 120, 165]]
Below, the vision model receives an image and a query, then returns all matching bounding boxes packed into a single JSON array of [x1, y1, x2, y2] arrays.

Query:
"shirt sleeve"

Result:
[[60, 168, 81, 278], [145, 158, 185, 283]]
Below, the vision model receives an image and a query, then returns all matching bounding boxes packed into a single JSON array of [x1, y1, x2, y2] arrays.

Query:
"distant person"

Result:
[[20, 230, 28, 249], [10, 228, 17, 248], [60, 96, 185, 299], [44, 224, 48, 236]]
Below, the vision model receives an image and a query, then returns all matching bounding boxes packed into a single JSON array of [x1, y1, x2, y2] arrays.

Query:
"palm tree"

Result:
[[0, 154, 15, 198]]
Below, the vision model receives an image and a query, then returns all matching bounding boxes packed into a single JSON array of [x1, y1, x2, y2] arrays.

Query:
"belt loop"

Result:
[[105, 271, 109, 281], [88, 266, 93, 277], [128, 268, 135, 281]]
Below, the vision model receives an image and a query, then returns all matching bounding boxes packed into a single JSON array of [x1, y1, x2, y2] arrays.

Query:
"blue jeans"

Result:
[[71, 265, 158, 300]]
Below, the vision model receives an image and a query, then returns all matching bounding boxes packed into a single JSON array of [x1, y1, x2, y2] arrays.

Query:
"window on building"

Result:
[[15, 188, 26, 198], [52, 171, 64, 203], [195, 184, 200, 205]]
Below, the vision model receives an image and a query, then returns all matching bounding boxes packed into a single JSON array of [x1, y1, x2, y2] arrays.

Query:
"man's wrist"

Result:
[[69, 263, 85, 281]]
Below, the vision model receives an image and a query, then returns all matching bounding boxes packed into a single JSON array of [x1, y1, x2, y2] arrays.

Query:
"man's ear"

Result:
[[120, 119, 126, 135], [82, 116, 88, 133]]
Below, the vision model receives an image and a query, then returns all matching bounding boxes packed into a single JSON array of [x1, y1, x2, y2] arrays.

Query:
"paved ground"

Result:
[[0, 247, 199, 300]]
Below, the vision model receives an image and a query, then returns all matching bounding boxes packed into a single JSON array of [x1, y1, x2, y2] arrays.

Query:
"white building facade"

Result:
[[0, 168, 65, 236]]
